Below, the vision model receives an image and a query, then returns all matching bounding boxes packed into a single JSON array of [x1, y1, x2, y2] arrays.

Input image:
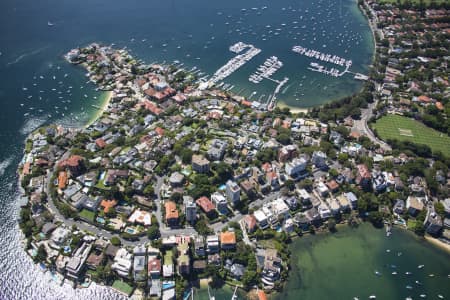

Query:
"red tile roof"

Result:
[[95, 138, 106, 149], [165, 201, 179, 221], [196, 196, 215, 213], [220, 231, 236, 245]]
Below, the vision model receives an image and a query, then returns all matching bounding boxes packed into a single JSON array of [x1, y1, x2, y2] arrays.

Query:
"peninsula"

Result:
[[17, 1, 450, 298]]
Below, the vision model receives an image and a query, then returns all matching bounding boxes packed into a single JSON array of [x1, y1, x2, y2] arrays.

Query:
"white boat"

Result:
[[47, 21, 54, 26], [418, 264, 424, 269]]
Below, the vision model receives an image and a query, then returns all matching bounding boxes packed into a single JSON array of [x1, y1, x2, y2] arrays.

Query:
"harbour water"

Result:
[[276, 223, 450, 300], [195, 224, 450, 300], [0, 0, 446, 299]]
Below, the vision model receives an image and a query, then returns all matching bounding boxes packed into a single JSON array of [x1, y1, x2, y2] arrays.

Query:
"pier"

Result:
[[199, 43, 261, 90], [267, 76, 289, 111]]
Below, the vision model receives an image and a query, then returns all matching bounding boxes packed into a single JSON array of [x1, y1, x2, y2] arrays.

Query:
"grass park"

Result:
[[371, 114, 450, 156]]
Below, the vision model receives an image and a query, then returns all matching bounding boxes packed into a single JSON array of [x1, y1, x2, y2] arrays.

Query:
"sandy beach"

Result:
[[199, 278, 211, 288], [277, 101, 309, 114], [425, 235, 450, 255], [84, 91, 113, 128]]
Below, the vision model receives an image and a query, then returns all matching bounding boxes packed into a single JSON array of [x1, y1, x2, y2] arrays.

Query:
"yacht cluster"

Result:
[[203, 44, 261, 88], [249, 56, 283, 83], [292, 45, 352, 67]]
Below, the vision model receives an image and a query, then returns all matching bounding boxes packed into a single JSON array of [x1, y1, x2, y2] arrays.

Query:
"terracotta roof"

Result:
[[258, 290, 268, 300], [165, 201, 179, 220], [220, 231, 236, 245], [141, 100, 163, 115], [58, 171, 68, 190], [23, 162, 31, 176], [148, 257, 161, 273], [60, 155, 83, 168], [100, 199, 117, 213], [155, 127, 165, 136], [196, 196, 215, 213], [241, 100, 252, 107], [244, 215, 257, 231], [95, 138, 106, 149], [418, 95, 431, 103], [326, 180, 339, 191]]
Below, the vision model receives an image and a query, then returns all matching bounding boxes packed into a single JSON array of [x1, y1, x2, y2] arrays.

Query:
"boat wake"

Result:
[[6, 46, 50, 67], [0, 156, 14, 177], [19, 116, 47, 136]]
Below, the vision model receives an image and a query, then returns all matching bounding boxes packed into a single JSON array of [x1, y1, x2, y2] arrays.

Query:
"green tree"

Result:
[[110, 236, 121, 246], [327, 218, 337, 232], [34, 244, 47, 262], [284, 179, 295, 191], [147, 225, 161, 240]]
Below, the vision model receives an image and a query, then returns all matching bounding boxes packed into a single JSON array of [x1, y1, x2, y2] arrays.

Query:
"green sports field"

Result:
[[372, 114, 450, 156]]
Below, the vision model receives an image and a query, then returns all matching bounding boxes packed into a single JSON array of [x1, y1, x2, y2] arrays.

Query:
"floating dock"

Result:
[[249, 56, 283, 83], [199, 42, 261, 90]]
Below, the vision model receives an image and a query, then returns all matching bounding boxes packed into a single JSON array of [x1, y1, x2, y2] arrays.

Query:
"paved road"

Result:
[[353, 100, 392, 151]]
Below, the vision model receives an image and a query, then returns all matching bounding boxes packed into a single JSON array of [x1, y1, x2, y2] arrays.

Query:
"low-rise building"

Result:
[[192, 154, 210, 173], [66, 242, 92, 281], [211, 192, 228, 214], [424, 208, 443, 235], [406, 196, 425, 216], [220, 231, 236, 250], [165, 201, 179, 227], [254, 209, 269, 229], [111, 248, 133, 278], [206, 235, 220, 254]]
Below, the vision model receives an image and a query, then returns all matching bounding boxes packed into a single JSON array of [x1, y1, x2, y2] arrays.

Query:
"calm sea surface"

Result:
[[1, 0, 447, 299]]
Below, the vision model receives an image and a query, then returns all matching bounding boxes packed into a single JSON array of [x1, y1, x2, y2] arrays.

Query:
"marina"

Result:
[[200, 42, 261, 89], [249, 56, 283, 83]]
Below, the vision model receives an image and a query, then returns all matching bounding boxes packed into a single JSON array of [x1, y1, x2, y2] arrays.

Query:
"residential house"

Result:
[[192, 154, 210, 173], [393, 199, 405, 215], [424, 208, 443, 235], [111, 248, 133, 278], [356, 164, 371, 190], [194, 236, 206, 257], [254, 209, 269, 230], [243, 214, 257, 233], [211, 192, 228, 214], [196, 196, 216, 218], [165, 201, 179, 227], [406, 196, 425, 216], [177, 242, 190, 275], [285, 157, 308, 179], [278, 145, 297, 163], [312, 151, 327, 169], [206, 235, 220, 254], [220, 231, 236, 250], [66, 242, 92, 281], [184, 196, 197, 224]]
